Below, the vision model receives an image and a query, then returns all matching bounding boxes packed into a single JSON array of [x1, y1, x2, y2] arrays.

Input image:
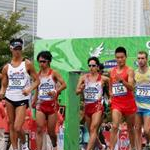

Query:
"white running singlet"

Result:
[[5, 61, 31, 101]]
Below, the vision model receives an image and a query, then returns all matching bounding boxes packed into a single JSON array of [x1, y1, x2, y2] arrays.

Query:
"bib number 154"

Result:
[[112, 83, 127, 96]]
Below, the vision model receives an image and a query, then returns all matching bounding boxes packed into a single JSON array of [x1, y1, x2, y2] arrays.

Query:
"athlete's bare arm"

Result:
[[22, 59, 40, 96], [0, 73, 2, 80], [122, 67, 134, 90], [0, 65, 8, 99], [107, 69, 113, 99], [126, 67, 135, 90], [101, 75, 110, 84], [114, 67, 134, 90], [76, 75, 85, 95], [52, 70, 66, 94], [31, 88, 38, 108]]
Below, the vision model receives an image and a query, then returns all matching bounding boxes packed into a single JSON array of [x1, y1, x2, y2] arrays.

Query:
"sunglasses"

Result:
[[88, 64, 97, 67], [39, 60, 48, 63], [13, 47, 22, 51]]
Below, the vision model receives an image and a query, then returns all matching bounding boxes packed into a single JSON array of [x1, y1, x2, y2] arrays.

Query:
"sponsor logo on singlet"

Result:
[[9, 71, 26, 89]]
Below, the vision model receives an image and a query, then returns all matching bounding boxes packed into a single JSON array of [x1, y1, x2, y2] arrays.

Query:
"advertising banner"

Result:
[[34, 36, 150, 150]]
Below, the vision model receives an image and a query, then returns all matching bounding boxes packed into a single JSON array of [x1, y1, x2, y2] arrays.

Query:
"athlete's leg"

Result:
[[86, 111, 102, 150], [125, 113, 136, 149], [47, 112, 57, 148], [5, 100, 17, 149], [135, 114, 143, 150], [85, 115, 91, 131], [36, 111, 46, 150], [110, 109, 122, 150], [143, 115, 150, 145], [85, 115, 91, 149], [95, 114, 106, 150], [14, 105, 26, 143]]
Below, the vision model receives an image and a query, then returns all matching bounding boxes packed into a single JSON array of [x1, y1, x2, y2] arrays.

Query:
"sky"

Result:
[[37, 0, 94, 39]]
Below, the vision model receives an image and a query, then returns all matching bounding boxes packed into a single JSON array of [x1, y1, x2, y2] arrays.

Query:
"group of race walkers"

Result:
[[0, 38, 150, 150], [0, 38, 66, 150]]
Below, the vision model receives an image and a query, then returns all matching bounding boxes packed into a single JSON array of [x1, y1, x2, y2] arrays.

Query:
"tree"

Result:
[[23, 42, 34, 60], [0, 9, 28, 70]]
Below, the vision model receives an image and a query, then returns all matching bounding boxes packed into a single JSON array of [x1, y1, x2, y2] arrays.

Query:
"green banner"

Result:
[[35, 36, 150, 72], [34, 36, 150, 150]]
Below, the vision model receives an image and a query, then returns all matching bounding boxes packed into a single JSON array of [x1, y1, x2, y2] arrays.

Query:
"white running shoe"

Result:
[[94, 144, 106, 150], [101, 144, 106, 150], [21, 142, 30, 150]]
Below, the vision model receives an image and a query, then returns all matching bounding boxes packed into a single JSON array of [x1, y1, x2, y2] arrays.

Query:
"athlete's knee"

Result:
[[36, 126, 43, 134], [14, 124, 22, 133], [135, 124, 141, 131], [48, 129, 56, 138], [111, 124, 119, 133], [8, 120, 14, 129], [49, 133, 56, 140], [89, 125, 98, 134], [128, 125, 135, 133], [143, 127, 150, 135]]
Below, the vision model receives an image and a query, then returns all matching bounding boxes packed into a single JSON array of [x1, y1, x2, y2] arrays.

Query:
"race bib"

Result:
[[112, 83, 127, 96], [136, 85, 150, 98], [84, 88, 100, 102], [38, 81, 55, 100], [39, 88, 51, 99], [9, 78, 25, 89], [39, 88, 49, 96], [84, 92, 97, 100]]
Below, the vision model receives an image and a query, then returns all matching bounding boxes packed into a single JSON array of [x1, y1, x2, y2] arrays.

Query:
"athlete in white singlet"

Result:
[[0, 38, 39, 150]]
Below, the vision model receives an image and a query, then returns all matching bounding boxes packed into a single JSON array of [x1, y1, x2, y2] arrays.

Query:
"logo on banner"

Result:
[[89, 42, 104, 57], [104, 59, 117, 68], [146, 41, 150, 56], [89, 42, 117, 69]]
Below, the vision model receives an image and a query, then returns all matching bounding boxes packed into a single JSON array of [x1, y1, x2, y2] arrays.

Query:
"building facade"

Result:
[[94, 0, 145, 37], [0, 0, 37, 35]]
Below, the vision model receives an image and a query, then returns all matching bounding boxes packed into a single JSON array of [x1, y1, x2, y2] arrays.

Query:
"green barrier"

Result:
[[32, 108, 36, 120], [64, 72, 80, 150]]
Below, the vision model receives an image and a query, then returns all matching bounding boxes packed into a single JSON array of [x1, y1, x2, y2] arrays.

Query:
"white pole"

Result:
[[13, 0, 17, 12]]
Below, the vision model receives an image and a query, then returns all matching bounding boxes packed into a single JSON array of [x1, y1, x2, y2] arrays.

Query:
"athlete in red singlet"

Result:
[[32, 51, 66, 150], [76, 57, 109, 150], [109, 47, 137, 150]]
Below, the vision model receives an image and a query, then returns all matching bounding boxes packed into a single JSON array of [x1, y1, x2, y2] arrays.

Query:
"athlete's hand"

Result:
[[31, 100, 36, 108], [22, 88, 31, 96], [79, 83, 85, 92], [47, 90, 57, 98], [0, 91, 4, 100]]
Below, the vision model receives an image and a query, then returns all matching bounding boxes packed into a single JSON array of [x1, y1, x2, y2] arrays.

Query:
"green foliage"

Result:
[[23, 43, 34, 60], [0, 9, 28, 69]]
